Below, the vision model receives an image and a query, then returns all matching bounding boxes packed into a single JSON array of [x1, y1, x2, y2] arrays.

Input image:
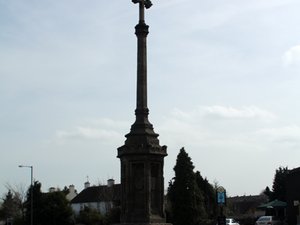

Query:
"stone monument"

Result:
[[117, 0, 169, 224]]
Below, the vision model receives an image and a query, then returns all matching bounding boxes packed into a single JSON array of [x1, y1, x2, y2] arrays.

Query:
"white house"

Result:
[[70, 179, 120, 215]]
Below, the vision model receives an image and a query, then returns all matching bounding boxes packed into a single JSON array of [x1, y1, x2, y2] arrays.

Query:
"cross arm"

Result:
[[132, 0, 153, 9]]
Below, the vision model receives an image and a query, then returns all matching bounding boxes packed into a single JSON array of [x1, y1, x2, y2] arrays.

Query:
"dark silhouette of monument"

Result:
[[117, 0, 169, 224]]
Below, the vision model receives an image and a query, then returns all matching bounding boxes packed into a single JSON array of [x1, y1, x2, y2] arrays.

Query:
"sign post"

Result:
[[216, 186, 226, 225]]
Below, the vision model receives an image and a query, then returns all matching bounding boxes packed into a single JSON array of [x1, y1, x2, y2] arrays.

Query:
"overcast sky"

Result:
[[1, 0, 300, 197]]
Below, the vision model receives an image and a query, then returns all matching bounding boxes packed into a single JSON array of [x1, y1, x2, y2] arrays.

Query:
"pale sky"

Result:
[[1, 0, 300, 198]]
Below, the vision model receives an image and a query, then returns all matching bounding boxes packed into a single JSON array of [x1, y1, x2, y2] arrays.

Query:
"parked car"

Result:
[[255, 216, 282, 225], [226, 218, 239, 225]]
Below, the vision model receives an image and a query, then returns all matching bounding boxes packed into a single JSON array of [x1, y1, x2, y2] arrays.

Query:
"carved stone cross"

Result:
[[132, 0, 152, 22]]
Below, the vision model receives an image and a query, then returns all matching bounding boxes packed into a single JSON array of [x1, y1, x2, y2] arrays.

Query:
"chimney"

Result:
[[66, 185, 77, 201], [69, 184, 75, 193], [49, 187, 56, 193], [84, 181, 90, 189], [107, 179, 115, 187]]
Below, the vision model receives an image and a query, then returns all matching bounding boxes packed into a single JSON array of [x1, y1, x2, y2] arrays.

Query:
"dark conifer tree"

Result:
[[195, 171, 217, 220], [24, 181, 43, 225], [263, 186, 273, 201], [168, 148, 205, 225], [272, 166, 288, 201]]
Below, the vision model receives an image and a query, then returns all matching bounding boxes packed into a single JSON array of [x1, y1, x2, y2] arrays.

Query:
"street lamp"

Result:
[[19, 165, 33, 225]]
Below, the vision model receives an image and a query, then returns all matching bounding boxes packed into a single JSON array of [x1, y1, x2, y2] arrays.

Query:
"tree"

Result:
[[195, 171, 217, 220], [24, 181, 73, 225], [0, 190, 22, 221], [168, 148, 206, 225], [263, 186, 273, 201], [24, 181, 43, 225], [76, 206, 104, 225], [5, 183, 27, 205], [5, 183, 27, 223], [40, 191, 73, 225], [272, 166, 288, 201]]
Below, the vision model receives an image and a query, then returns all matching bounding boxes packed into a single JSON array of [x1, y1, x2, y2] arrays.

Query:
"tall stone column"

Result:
[[117, 1, 170, 224]]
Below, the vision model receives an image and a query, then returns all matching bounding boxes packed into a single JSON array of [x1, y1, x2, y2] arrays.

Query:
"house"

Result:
[[286, 167, 300, 225], [70, 179, 120, 215]]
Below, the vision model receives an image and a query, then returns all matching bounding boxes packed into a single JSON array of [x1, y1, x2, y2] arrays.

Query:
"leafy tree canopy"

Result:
[[0, 190, 22, 221], [76, 206, 104, 225], [40, 191, 73, 225], [24, 181, 73, 225]]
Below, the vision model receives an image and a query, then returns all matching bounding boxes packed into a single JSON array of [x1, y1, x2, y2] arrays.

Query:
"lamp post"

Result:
[[19, 165, 33, 225]]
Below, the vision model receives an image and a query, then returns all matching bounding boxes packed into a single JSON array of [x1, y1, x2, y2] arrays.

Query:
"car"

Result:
[[255, 216, 282, 225], [226, 218, 239, 225]]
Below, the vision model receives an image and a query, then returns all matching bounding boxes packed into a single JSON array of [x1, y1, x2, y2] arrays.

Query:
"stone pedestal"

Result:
[[118, 145, 167, 223]]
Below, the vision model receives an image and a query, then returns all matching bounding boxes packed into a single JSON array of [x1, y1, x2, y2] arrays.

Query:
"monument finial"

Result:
[[132, 0, 152, 22], [132, 0, 152, 8]]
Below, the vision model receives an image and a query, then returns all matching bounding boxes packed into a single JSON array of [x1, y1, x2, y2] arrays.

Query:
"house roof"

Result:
[[258, 199, 287, 209], [70, 184, 120, 204]]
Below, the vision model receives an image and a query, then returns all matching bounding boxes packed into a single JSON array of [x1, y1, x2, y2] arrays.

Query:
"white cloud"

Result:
[[55, 118, 127, 142], [158, 105, 277, 151], [202, 105, 276, 121], [170, 105, 276, 122], [282, 45, 300, 66], [56, 127, 120, 140], [257, 125, 300, 143], [154, 0, 296, 32]]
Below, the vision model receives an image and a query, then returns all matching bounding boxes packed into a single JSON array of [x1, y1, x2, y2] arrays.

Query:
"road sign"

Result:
[[216, 186, 226, 205]]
